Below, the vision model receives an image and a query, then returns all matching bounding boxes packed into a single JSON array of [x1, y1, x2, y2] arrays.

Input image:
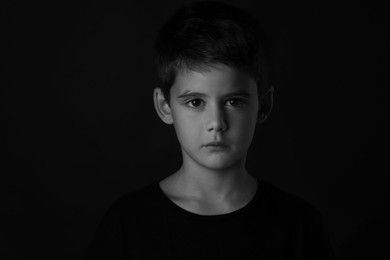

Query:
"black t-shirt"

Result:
[[86, 179, 335, 259]]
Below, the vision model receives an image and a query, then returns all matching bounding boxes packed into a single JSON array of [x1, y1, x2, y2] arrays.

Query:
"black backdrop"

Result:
[[2, 0, 389, 259]]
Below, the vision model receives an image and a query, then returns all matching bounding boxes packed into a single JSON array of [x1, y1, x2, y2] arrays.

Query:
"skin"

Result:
[[154, 63, 265, 215]]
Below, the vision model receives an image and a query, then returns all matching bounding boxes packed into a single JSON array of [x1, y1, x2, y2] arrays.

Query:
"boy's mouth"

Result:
[[203, 141, 228, 148]]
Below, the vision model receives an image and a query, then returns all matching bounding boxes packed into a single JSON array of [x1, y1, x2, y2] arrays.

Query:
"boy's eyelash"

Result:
[[184, 98, 204, 107], [225, 97, 247, 105]]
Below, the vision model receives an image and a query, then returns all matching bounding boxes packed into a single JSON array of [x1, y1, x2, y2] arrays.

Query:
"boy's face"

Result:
[[166, 64, 259, 171]]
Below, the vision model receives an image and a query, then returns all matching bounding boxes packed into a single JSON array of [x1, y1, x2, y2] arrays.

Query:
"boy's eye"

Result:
[[226, 98, 245, 107], [186, 99, 204, 108]]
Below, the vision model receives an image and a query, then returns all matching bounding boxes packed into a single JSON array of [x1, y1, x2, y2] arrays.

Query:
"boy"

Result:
[[87, 1, 335, 259]]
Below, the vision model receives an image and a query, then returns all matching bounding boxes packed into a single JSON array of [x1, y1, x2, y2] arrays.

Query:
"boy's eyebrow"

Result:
[[177, 91, 252, 99], [222, 91, 252, 98], [177, 91, 207, 99]]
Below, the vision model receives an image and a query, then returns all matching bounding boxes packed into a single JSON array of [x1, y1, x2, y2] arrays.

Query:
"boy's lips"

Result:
[[203, 141, 228, 147]]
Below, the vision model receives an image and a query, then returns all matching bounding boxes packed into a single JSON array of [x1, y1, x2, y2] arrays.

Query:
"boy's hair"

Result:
[[154, 1, 273, 103]]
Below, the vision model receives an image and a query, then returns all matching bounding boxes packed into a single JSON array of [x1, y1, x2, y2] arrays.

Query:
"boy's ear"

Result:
[[257, 86, 274, 124], [153, 88, 173, 125]]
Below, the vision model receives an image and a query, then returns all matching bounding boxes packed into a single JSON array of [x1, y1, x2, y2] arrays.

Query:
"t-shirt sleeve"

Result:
[[85, 204, 129, 260]]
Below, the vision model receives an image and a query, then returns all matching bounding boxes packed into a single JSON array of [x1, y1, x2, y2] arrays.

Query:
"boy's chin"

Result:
[[199, 156, 240, 171], [183, 149, 244, 171]]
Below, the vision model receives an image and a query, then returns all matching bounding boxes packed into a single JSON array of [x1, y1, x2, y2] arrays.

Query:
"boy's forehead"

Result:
[[172, 64, 257, 95]]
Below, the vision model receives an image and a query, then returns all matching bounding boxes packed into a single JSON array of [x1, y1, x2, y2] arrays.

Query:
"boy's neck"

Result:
[[167, 155, 256, 202]]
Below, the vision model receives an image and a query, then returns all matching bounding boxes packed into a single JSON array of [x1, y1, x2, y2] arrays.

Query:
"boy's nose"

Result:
[[206, 105, 227, 132]]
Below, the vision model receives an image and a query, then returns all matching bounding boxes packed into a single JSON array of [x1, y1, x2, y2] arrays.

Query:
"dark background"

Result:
[[2, 0, 389, 259]]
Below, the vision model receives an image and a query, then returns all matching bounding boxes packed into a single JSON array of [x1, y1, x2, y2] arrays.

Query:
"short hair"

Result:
[[154, 1, 273, 103]]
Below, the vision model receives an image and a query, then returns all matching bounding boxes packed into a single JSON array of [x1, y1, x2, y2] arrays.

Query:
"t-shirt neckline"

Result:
[[155, 178, 264, 221]]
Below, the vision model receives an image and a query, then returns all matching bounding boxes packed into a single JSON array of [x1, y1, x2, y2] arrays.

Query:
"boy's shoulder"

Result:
[[262, 181, 317, 208], [105, 181, 160, 216], [260, 180, 323, 226], [103, 182, 161, 222]]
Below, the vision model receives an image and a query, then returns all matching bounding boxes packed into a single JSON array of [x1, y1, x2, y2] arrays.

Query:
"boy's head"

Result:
[[153, 1, 274, 171], [154, 1, 273, 106]]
